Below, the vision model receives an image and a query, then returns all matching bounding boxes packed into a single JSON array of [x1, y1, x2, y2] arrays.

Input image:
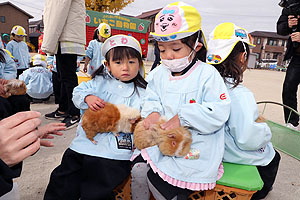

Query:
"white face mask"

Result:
[[161, 40, 199, 72]]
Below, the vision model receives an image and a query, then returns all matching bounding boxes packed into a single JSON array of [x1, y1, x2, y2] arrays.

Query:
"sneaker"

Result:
[[45, 109, 67, 120], [62, 115, 80, 130], [286, 123, 298, 131]]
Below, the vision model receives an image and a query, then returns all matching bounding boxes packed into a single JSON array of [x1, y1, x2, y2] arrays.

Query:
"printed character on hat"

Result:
[[84, 23, 112, 75], [44, 34, 147, 199], [19, 54, 53, 103], [6, 25, 31, 78], [207, 22, 280, 200], [130, 2, 231, 200]]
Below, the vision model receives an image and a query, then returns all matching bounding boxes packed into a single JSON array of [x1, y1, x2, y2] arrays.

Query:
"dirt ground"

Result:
[[11, 65, 300, 199]]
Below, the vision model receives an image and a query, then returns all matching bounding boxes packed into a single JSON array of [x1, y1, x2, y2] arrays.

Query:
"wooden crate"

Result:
[[113, 177, 257, 200]]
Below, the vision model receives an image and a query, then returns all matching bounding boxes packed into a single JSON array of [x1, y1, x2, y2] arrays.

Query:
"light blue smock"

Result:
[[19, 67, 53, 99], [70, 75, 145, 160], [0, 38, 3, 49], [47, 55, 57, 72], [85, 39, 104, 75], [141, 61, 231, 184], [0, 49, 17, 80], [223, 78, 275, 166], [6, 40, 30, 70]]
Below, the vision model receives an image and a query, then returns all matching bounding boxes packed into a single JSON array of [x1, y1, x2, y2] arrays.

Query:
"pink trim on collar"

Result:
[[141, 149, 224, 191], [169, 61, 201, 81]]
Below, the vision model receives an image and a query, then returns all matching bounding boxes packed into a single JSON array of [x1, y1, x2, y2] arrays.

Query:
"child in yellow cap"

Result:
[[131, 2, 231, 199], [84, 23, 111, 75], [6, 25, 30, 78], [207, 22, 280, 200], [19, 54, 53, 103]]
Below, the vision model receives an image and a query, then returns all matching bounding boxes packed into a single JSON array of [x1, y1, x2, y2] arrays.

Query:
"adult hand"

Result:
[[143, 112, 160, 130], [288, 15, 300, 28], [160, 114, 180, 130], [0, 111, 41, 167], [0, 79, 8, 85], [37, 123, 66, 147], [0, 84, 5, 95], [291, 32, 300, 42], [85, 95, 105, 111]]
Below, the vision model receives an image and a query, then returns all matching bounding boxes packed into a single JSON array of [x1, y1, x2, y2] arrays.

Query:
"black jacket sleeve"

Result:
[[0, 159, 22, 197], [277, 8, 292, 36]]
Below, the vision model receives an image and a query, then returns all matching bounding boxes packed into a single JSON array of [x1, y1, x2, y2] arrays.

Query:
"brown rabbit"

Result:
[[133, 119, 192, 157], [82, 102, 141, 144], [0, 79, 27, 98]]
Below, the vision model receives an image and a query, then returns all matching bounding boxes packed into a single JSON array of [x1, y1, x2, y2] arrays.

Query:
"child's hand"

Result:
[[255, 114, 267, 123], [85, 95, 106, 111], [143, 112, 160, 130], [83, 64, 88, 73], [37, 123, 66, 147], [160, 114, 181, 130]]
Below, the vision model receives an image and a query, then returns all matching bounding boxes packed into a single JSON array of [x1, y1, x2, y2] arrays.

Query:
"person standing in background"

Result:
[[42, 0, 86, 129], [83, 23, 111, 75], [6, 26, 30, 78], [277, 7, 300, 130]]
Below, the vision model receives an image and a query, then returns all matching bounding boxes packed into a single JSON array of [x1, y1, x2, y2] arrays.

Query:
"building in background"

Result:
[[134, 8, 161, 61], [29, 19, 44, 53], [250, 31, 289, 68], [0, 1, 33, 40]]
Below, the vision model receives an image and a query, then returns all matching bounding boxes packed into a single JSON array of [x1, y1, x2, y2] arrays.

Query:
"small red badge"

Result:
[[220, 93, 226, 100], [189, 99, 196, 103]]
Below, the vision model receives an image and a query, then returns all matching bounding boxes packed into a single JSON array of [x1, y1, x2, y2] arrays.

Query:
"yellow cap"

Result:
[[206, 22, 255, 64], [3, 49, 14, 59], [150, 1, 202, 42], [97, 23, 111, 38], [32, 54, 47, 68], [11, 25, 27, 36]]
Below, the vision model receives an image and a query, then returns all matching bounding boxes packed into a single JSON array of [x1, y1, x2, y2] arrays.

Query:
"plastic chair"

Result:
[[257, 101, 300, 160]]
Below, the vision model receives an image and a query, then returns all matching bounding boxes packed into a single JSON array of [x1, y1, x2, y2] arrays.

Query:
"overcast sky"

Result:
[[1, 0, 283, 36]]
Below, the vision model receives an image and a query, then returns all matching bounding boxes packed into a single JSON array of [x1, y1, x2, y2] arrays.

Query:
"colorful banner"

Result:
[[86, 10, 151, 34]]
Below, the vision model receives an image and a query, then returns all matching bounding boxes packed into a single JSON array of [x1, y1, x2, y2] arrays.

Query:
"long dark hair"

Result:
[[181, 30, 207, 62], [0, 49, 6, 63], [93, 28, 100, 41], [212, 41, 250, 88], [92, 46, 147, 96]]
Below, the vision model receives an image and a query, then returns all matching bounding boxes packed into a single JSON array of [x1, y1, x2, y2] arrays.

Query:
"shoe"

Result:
[[45, 109, 67, 120], [286, 123, 298, 131], [62, 115, 80, 130]]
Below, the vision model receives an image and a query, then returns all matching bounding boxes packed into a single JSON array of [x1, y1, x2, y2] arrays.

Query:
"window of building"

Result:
[[282, 40, 285, 46], [268, 39, 278, 46], [273, 53, 278, 59], [257, 38, 261, 45], [0, 16, 5, 23]]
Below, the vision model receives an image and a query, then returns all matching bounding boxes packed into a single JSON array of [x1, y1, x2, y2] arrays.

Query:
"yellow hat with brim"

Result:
[[32, 54, 47, 68], [11, 25, 27, 36], [97, 23, 111, 38], [3, 49, 14, 59], [150, 1, 204, 45], [101, 34, 145, 77], [206, 22, 255, 65]]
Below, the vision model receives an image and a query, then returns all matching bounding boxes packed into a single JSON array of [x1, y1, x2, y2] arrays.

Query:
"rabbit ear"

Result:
[[167, 133, 176, 139]]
